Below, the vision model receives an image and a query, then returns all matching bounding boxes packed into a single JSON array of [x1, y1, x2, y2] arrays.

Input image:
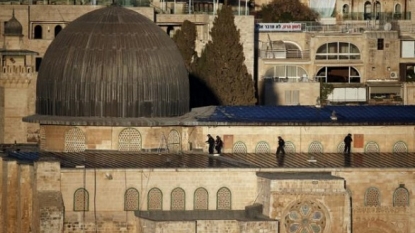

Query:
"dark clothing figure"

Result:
[[344, 134, 353, 154], [206, 134, 215, 154], [215, 136, 223, 154], [276, 136, 285, 155]]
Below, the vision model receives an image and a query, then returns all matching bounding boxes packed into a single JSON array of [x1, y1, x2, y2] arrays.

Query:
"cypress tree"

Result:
[[201, 5, 256, 105], [172, 20, 197, 71]]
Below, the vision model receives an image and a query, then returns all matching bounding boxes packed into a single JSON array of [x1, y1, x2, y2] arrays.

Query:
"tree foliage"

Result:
[[195, 5, 256, 105], [259, 0, 319, 23], [172, 20, 197, 71]]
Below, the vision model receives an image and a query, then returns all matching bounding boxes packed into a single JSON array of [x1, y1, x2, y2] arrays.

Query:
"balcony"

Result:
[[342, 12, 411, 21], [259, 49, 310, 60]]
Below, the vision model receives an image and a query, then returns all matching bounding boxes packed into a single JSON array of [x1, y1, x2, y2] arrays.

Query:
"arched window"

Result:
[[394, 4, 402, 19], [337, 142, 345, 153], [65, 127, 86, 152], [284, 141, 296, 153], [255, 141, 270, 153], [316, 42, 360, 60], [315, 66, 360, 83], [343, 4, 349, 13], [393, 185, 409, 207], [34, 25, 42, 39], [233, 141, 247, 153], [74, 188, 89, 211], [118, 128, 142, 151], [364, 1, 372, 20], [217, 187, 231, 210], [171, 188, 185, 210], [167, 129, 181, 153], [308, 141, 323, 153], [124, 188, 139, 211], [364, 187, 380, 206], [194, 187, 208, 210], [54, 25, 62, 37], [148, 188, 163, 210], [393, 141, 408, 153], [364, 141, 380, 153]]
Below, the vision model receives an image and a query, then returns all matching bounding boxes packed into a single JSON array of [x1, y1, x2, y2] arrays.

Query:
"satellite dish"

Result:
[[384, 23, 392, 31]]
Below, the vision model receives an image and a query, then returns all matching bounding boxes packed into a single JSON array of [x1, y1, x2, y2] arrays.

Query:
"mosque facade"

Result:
[[0, 1, 415, 233]]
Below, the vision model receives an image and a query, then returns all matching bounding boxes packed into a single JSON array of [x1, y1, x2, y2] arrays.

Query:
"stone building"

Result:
[[0, 1, 415, 233]]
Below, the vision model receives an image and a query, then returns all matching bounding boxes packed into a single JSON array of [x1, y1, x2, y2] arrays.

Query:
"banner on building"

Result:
[[256, 23, 302, 32]]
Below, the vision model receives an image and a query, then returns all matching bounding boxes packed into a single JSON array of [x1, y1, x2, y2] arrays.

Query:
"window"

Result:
[[34, 25, 42, 39], [255, 141, 270, 153], [124, 188, 139, 211], [148, 188, 163, 210], [343, 4, 349, 13], [365, 187, 380, 206], [217, 187, 231, 210], [54, 25, 62, 37], [401, 41, 415, 58], [118, 128, 141, 151], [285, 90, 299, 105], [74, 188, 89, 211], [232, 141, 247, 153], [194, 187, 208, 210], [393, 185, 409, 207], [64, 127, 86, 152], [316, 42, 360, 60], [264, 65, 308, 83], [316, 67, 361, 83], [167, 129, 181, 153], [35, 57, 42, 72], [377, 38, 384, 50], [171, 188, 185, 210]]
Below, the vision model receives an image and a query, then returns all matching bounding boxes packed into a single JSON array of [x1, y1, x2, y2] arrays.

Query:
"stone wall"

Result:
[[41, 124, 415, 153]]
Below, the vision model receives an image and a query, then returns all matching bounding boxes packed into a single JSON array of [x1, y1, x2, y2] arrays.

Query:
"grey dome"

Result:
[[36, 6, 189, 118], [4, 11, 23, 36]]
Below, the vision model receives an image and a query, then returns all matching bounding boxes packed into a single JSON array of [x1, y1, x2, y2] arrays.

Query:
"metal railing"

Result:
[[259, 49, 310, 59], [342, 12, 411, 21]]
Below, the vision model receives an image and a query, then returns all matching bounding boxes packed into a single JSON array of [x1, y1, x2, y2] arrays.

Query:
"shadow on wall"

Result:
[[261, 77, 278, 105], [189, 73, 220, 108]]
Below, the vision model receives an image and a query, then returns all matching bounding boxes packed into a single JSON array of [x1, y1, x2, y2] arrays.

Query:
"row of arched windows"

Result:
[[233, 140, 408, 153], [64, 127, 181, 152], [73, 187, 232, 211], [362, 184, 409, 207], [33, 24, 63, 39]]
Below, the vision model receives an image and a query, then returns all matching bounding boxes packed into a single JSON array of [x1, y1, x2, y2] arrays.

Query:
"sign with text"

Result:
[[256, 23, 302, 32]]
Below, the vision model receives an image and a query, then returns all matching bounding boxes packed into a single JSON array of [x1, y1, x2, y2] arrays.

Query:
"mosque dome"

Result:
[[4, 11, 23, 36], [36, 6, 189, 118]]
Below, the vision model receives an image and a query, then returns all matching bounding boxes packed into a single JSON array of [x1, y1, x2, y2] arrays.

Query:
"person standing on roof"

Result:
[[276, 136, 285, 155], [206, 134, 215, 154], [344, 133, 353, 154], [215, 136, 223, 154]]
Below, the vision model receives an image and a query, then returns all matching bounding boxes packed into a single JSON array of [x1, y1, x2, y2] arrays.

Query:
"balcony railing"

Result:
[[342, 12, 411, 21], [259, 49, 310, 59]]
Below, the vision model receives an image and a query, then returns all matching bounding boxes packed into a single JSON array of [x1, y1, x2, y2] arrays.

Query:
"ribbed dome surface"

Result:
[[36, 6, 189, 118], [5, 12, 23, 36]]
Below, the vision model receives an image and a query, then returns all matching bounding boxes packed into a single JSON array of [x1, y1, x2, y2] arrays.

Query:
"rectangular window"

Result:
[[402, 41, 415, 58], [377, 38, 384, 50], [35, 57, 42, 72], [284, 90, 300, 105]]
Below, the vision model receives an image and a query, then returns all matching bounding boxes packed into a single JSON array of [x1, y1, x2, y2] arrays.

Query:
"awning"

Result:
[[370, 86, 401, 94]]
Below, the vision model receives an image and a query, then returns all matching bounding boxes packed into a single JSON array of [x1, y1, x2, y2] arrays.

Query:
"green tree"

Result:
[[172, 20, 197, 71], [259, 0, 319, 23], [197, 5, 256, 105]]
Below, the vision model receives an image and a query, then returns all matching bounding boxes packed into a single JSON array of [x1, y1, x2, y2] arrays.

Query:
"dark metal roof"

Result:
[[4, 150, 415, 169], [197, 105, 415, 125], [36, 6, 189, 118]]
